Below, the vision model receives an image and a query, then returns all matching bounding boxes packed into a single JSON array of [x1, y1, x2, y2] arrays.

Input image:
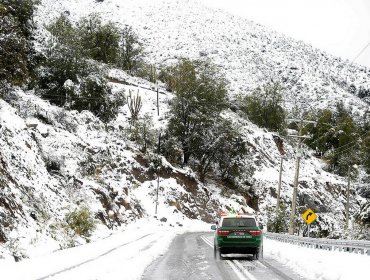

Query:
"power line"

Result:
[[29, 94, 124, 101], [333, 130, 370, 156], [352, 41, 370, 63], [336, 130, 370, 150]]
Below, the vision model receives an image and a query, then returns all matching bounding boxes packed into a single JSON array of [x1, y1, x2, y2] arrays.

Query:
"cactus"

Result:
[[127, 90, 142, 120]]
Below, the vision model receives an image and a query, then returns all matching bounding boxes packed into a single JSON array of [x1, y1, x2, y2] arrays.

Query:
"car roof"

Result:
[[220, 214, 256, 219]]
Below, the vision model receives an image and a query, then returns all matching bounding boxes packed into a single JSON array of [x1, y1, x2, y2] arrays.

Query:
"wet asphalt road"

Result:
[[142, 232, 239, 280], [142, 232, 307, 280]]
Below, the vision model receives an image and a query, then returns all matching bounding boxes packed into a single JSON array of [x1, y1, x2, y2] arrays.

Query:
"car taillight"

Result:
[[217, 230, 230, 236], [248, 230, 262, 236]]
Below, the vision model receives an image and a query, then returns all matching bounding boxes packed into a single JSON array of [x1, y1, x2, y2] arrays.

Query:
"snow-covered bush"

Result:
[[267, 203, 289, 233], [78, 74, 126, 123], [144, 152, 163, 173], [127, 113, 157, 152], [65, 208, 96, 237], [161, 136, 183, 166], [135, 63, 157, 83]]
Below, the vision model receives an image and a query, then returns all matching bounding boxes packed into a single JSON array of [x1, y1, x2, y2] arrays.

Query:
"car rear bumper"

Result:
[[216, 237, 262, 248], [219, 246, 259, 254]]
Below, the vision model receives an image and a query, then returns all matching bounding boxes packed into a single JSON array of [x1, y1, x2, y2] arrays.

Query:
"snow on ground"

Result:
[[0, 218, 209, 280], [264, 238, 370, 280]]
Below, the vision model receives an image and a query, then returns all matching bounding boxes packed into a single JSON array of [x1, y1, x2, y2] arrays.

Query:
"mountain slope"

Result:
[[0, 0, 369, 262], [36, 0, 370, 113]]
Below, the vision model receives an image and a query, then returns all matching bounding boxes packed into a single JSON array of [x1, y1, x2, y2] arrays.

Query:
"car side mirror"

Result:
[[211, 225, 217, 230], [259, 223, 264, 230]]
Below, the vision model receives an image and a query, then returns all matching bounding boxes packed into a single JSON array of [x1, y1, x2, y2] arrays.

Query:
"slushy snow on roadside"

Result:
[[264, 238, 369, 280]]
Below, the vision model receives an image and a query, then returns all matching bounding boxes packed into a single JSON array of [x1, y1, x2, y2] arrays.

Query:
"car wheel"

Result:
[[254, 249, 259, 260], [219, 248, 224, 260]]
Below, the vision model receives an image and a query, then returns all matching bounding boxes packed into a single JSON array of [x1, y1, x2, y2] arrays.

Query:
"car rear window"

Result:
[[221, 217, 256, 227]]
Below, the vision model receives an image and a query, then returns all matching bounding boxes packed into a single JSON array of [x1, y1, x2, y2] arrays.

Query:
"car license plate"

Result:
[[227, 232, 251, 238], [227, 235, 251, 238]]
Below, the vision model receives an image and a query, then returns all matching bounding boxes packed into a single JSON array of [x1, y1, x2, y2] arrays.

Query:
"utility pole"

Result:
[[157, 85, 159, 116], [155, 135, 161, 216], [156, 67, 160, 117], [155, 64, 161, 215], [276, 156, 283, 214], [346, 166, 351, 230], [287, 119, 316, 235], [155, 172, 159, 215], [274, 135, 285, 216], [289, 125, 303, 235]]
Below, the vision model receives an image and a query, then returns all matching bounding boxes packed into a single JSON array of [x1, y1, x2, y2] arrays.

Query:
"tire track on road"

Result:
[[37, 233, 153, 280], [201, 234, 303, 280]]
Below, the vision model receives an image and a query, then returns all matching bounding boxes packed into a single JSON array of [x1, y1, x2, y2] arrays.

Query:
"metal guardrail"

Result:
[[264, 232, 370, 256]]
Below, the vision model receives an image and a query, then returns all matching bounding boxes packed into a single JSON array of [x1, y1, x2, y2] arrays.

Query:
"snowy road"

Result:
[[3, 222, 368, 280], [142, 233, 306, 280]]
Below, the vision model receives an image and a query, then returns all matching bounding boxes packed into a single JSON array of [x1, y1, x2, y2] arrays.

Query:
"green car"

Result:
[[211, 214, 263, 260]]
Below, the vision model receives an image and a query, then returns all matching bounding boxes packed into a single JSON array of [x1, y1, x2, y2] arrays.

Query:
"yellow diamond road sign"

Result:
[[302, 208, 317, 225]]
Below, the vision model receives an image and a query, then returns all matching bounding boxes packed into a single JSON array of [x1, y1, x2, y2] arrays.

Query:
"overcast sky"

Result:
[[201, 0, 370, 68]]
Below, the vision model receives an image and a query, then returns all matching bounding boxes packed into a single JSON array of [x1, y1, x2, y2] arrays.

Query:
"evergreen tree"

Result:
[[119, 26, 143, 73], [0, 14, 28, 86], [330, 103, 360, 175], [37, 40, 91, 106], [361, 133, 370, 173], [47, 14, 79, 51], [244, 82, 286, 131], [37, 14, 125, 122], [79, 14, 120, 64], [0, 0, 38, 88], [193, 119, 248, 183], [165, 59, 227, 165], [2, 0, 38, 39], [305, 102, 362, 176], [215, 123, 248, 183], [305, 109, 336, 154]]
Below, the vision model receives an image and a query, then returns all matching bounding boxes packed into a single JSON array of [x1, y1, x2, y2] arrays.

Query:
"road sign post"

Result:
[[301, 208, 317, 237]]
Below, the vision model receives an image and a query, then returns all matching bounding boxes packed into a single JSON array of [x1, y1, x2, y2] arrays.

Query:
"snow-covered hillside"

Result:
[[0, 0, 369, 263], [35, 0, 370, 113], [0, 69, 256, 261]]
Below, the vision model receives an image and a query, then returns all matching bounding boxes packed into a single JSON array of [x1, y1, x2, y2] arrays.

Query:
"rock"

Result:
[[0, 228, 6, 243], [26, 123, 38, 129], [108, 210, 115, 219], [30, 211, 37, 221], [160, 217, 167, 222]]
